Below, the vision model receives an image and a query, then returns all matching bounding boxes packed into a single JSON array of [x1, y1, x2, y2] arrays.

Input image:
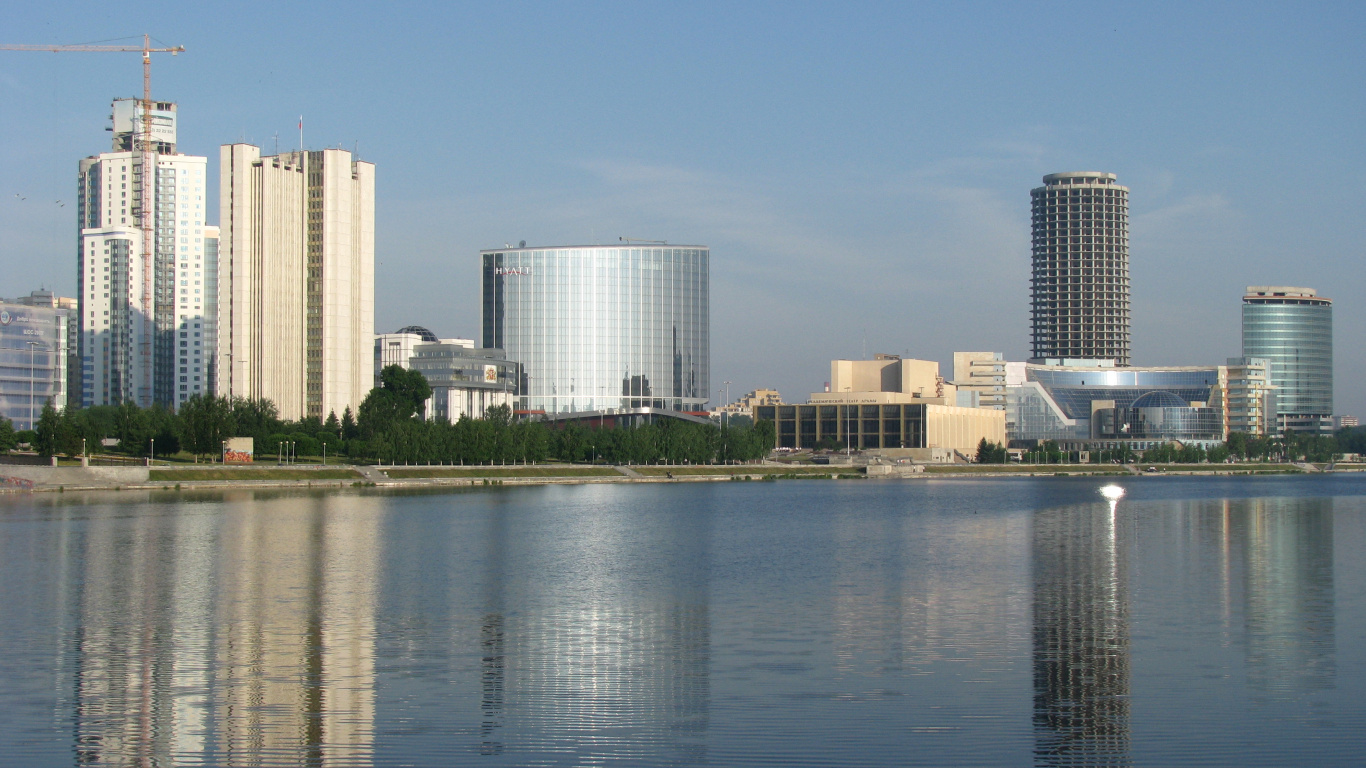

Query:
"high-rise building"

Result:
[[481, 244, 709, 414], [77, 99, 212, 408], [1242, 286, 1332, 434], [218, 145, 374, 421], [1030, 172, 1131, 365]]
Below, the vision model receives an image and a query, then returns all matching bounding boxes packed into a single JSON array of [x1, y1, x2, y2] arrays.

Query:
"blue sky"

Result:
[[2, 1, 1363, 413]]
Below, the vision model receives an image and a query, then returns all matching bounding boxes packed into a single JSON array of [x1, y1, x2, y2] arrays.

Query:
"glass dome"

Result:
[[396, 325, 438, 343], [1130, 390, 1188, 409]]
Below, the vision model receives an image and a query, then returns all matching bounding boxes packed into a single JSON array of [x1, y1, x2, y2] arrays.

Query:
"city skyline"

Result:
[[1, 3, 1362, 415]]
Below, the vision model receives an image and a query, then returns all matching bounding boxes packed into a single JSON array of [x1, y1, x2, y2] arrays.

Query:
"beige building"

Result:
[[758, 355, 1005, 460], [1222, 357, 1276, 437], [953, 351, 1007, 410], [712, 388, 783, 420], [830, 353, 955, 400], [218, 145, 374, 421]]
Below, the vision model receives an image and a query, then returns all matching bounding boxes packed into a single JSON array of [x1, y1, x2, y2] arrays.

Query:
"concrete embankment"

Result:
[[1, 461, 1356, 494]]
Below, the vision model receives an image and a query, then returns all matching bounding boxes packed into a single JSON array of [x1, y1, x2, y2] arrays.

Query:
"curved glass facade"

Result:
[[1242, 297, 1332, 420], [1027, 367, 1220, 418], [1007, 364, 1224, 447], [482, 245, 709, 414], [1093, 405, 1223, 443]]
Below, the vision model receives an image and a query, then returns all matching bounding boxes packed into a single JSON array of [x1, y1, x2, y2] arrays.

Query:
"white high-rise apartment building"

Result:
[[218, 145, 374, 421], [76, 99, 213, 408]]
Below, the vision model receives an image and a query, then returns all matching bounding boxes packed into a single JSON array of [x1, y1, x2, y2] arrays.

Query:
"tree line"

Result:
[[977, 427, 1365, 465], [6, 365, 774, 466]]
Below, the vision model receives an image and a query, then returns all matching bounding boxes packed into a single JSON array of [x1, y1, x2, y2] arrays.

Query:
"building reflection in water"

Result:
[[68, 491, 380, 766], [1032, 502, 1132, 767], [492, 485, 711, 765], [1211, 497, 1336, 697]]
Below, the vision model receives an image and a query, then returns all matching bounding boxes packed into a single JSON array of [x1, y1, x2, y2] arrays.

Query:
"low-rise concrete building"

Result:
[[756, 356, 1005, 460], [409, 340, 519, 422], [0, 301, 69, 429]]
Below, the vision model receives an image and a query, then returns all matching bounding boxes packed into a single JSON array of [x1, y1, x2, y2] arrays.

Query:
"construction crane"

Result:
[[1, 35, 184, 405]]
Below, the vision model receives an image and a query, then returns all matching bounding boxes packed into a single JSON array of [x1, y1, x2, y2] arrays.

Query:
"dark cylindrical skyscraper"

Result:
[[1030, 172, 1130, 365]]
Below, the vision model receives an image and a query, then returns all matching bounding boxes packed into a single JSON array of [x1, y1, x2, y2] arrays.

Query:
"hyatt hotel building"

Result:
[[481, 244, 709, 414]]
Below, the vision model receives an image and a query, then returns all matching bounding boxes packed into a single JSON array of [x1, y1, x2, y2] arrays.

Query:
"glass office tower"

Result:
[[481, 245, 709, 414], [1242, 286, 1333, 434], [1030, 172, 1131, 365]]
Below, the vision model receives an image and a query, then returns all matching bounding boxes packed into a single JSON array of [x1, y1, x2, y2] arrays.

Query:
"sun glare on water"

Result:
[[1100, 484, 1126, 501]]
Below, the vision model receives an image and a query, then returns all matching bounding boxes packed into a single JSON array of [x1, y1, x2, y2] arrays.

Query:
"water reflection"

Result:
[[1032, 503, 1132, 767], [4, 480, 1355, 766], [496, 487, 712, 765], [1211, 497, 1336, 696], [68, 492, 380, 766]]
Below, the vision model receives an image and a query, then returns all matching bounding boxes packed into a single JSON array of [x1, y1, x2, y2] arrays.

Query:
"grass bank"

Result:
[[922, 465, 1121, 475], [149, 468, 363, 481], [382, 466, 619, 479], [634, 465, 852, 476]]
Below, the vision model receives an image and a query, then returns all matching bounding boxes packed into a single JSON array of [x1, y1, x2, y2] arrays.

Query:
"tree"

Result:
[[358, 366, 431, 435], [324, 410, 342, 438], [34, 401, 60, 458], [230, 397, 282, 443], [975, 438, 1007, 464], [179, 394, 234, 461], [114, 401, 154, 456], [342, 407, 359, 440], [0, 416, 15, 452]]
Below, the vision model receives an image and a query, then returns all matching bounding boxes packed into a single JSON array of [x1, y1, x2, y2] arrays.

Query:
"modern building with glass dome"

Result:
[[481, 244, 709, 415], [1007, 360, 1226, 450]]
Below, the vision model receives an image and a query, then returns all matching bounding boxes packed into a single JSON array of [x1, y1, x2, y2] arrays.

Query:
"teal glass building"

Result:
[[482, 244, 709, 414], [1241, 286, 1332, 434]]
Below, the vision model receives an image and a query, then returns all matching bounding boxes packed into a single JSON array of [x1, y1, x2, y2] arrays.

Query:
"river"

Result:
[[1, 475, 1363, 766]]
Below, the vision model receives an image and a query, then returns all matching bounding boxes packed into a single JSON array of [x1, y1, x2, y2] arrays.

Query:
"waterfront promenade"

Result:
[[0, 460, 1351, 493]]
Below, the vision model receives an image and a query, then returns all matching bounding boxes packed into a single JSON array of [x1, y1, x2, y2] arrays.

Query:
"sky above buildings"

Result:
[[2, 1, 1363, 414]]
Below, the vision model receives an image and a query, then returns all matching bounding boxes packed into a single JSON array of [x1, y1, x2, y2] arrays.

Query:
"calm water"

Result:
[[1, 476, 1364, 767]]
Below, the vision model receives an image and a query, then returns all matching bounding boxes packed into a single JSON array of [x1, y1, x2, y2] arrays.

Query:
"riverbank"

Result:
[[2, 460, 1359, 493]]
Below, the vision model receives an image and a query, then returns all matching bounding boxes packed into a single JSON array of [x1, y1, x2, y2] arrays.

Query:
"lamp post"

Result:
[[26, 341, 39, 431], [150, 437, 155, 466]]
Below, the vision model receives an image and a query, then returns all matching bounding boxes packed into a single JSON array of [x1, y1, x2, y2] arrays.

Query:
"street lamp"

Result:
[[150, 437, 155, 466], [25, 341, 39, 431]]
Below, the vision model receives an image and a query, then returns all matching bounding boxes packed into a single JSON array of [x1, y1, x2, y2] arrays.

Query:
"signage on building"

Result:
[[493, 267, 532, 276], [484, 365, 498, 383]]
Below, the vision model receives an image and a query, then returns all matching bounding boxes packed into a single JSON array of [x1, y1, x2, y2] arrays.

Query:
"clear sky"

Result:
[[2, 1, 1362, 414]]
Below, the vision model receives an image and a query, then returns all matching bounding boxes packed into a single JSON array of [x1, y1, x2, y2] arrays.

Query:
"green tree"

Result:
[[358, 366, 432, 435], [0, 416, 16, 452], [114, 401, 154, 456], [230, 397, 282, 444], [179, 394, 234, 461], [34, 401, 60, 458], [341, 407, 359, 440], [324, 410, 342, 438]]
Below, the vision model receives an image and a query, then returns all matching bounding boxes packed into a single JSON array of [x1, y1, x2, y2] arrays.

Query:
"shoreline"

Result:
[[1, 461, 1359, 494]]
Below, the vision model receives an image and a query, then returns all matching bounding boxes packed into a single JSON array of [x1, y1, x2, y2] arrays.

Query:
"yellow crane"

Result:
[[1, 35, 185, 404]]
